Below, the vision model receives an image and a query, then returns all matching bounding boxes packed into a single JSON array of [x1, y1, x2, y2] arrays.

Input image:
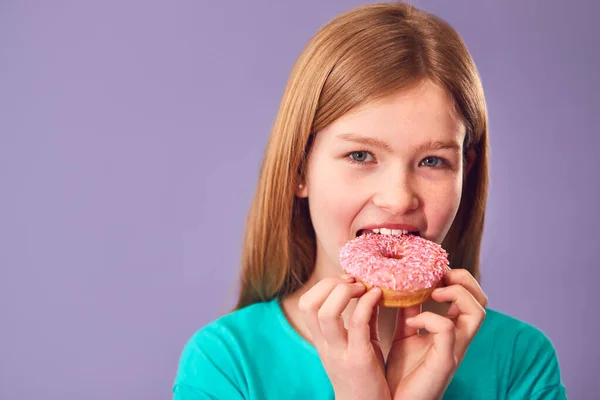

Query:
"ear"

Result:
[[296, 182, 308, 198], [464, 148, 477, 177]]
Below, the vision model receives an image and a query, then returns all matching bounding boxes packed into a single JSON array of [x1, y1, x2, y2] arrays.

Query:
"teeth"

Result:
[[377, 228, 409, 236], [359, 228, 415, 237]]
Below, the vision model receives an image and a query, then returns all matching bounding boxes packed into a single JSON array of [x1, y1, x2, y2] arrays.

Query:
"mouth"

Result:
[[356, 228, 421, 238]]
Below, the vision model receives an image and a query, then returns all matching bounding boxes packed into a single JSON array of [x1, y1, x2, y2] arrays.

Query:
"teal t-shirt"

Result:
[[173, 299, 566, 399]]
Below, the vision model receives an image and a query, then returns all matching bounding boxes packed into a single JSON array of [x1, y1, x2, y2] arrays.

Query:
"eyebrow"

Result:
[[337, 133, 461, 153], [415, 139, 462, 153], [337, 133, 391, 150]]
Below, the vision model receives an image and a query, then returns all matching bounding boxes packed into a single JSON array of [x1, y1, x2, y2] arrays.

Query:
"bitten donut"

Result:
[[339, 233, 450, 307]]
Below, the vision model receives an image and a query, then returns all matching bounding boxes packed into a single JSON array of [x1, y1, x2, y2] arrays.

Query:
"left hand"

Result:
[[385, 268, 488, 400]]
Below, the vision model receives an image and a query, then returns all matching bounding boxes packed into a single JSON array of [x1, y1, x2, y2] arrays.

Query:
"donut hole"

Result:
[[383, 250, 403, 260]]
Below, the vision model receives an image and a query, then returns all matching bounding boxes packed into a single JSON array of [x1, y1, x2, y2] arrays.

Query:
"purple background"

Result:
[[1, 0, 598, 398]]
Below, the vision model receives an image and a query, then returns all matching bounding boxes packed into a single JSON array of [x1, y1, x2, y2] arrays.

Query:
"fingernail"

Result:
[[433, 288, 444, 294], [406, 317, 414, 323], [342, 274, 354, 281]]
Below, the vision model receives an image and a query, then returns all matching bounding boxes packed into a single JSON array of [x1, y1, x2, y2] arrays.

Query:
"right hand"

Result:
[[298, 274, 392, 400]]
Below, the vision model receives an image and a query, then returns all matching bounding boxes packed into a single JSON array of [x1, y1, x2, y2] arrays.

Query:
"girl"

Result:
[[173, 2, 566, 399]]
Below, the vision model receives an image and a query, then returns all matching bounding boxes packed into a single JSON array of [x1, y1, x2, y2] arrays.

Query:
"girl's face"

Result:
[[298, 80, 469, 278]]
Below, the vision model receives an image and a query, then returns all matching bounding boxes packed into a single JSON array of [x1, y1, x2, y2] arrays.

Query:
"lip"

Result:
[[357, 223, 421, 234]]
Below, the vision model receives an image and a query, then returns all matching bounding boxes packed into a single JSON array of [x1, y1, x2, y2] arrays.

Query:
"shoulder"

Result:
[[479, 308, 557, 358], [479, 308, 546, 340], [477, 308, 567, 398], [173, 300, 279, 399], [177, 299, 277, 361], [199, 299, 277, 336], [181, 300, 274, 352]]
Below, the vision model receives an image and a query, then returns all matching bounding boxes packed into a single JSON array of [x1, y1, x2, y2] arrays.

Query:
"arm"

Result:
[[172, 326, 246, 400], [506, 324, 567, 399], [173, 384, 219, 400]]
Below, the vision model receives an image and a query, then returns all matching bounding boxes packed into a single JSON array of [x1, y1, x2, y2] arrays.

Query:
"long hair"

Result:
[[235, 2, 489, 310]]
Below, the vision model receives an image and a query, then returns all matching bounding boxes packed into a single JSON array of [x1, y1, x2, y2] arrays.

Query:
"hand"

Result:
[[299, 275, 392, 400], [385, 269, 488, 400]]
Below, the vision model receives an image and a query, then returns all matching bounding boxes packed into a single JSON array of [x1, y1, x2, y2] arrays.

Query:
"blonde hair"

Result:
[[235, 1, 488, 310]]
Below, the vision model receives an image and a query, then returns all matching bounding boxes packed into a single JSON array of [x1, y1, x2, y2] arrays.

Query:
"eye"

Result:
[[348, 151, 374, 163], [420, 156, 446, 168]]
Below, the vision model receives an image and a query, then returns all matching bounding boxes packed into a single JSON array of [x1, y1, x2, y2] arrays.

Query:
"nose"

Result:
[[372, 174, 420, 215]]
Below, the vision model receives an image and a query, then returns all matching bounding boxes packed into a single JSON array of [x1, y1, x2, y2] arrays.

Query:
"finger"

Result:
[[431, 284, 486, 334], [443, 269, 488, 308], [406, 312, 456, 372], [391, 304, 422, 342], [430, 284, 486, 359], [298, 275, 355, 346], [368, 295, 380, 342], [347, 286, 383, 352], [318, 282, 367, 347], [446, 302, 460, 320]]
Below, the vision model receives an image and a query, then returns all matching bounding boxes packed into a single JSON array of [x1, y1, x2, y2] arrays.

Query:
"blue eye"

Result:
[[348, 151, 374, 163], [420, 156, 446, 167]]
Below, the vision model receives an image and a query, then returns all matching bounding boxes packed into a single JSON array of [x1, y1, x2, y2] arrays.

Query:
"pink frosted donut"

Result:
[[339, 233, 450, 307]]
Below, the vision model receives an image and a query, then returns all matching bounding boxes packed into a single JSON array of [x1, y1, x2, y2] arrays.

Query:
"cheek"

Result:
[[423, 179, 462, 239], [307, 160, 363, 242]]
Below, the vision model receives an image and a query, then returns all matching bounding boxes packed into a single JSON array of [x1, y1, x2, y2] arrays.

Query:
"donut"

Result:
[[339, 233, 450, 307]]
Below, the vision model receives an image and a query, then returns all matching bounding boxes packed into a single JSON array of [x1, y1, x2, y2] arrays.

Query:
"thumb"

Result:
[[369, 303, 380, 342], [392, 304, 422, 342], [368, 304, 386, 367]]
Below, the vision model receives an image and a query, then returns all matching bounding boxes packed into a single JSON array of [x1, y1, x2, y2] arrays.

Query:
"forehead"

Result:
[[317, 81, 466, 147]]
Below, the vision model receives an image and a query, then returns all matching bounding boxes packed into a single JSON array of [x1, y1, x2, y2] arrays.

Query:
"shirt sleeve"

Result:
[[506, 323, 567, 399], [172, 325, 247, 400], [172, 384, 219, 400]]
